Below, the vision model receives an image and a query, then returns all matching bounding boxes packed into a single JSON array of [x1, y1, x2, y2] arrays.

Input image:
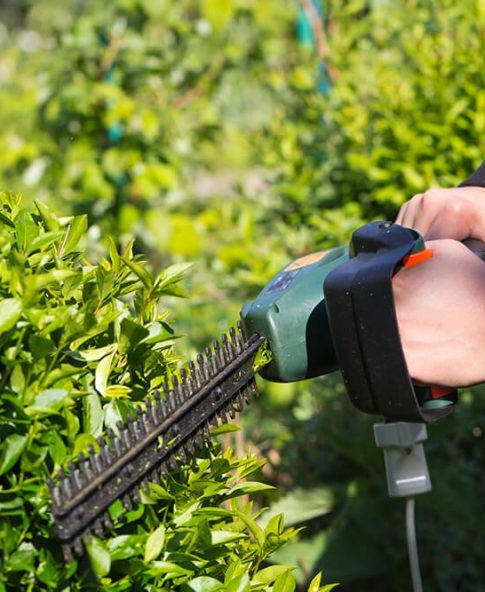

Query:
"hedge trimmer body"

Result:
[[49, 221, 465, 559]]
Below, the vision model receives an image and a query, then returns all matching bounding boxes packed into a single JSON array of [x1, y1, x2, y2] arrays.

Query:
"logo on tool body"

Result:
[[267, 251, 329, 294], [285, 251, 329, 271]]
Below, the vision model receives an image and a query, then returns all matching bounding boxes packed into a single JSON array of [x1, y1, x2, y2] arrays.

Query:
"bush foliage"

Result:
[[0, 193, 339, 591]]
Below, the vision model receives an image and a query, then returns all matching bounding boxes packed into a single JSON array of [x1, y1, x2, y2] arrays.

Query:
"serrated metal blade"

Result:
[[50, 326, 264, 558]]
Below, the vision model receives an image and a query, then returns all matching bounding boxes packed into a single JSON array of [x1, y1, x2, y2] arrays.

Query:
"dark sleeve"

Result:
[[460, 161, 485, 188]]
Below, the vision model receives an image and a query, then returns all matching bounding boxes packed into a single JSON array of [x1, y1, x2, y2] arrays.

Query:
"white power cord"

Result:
[[406, 497, 423, 592]]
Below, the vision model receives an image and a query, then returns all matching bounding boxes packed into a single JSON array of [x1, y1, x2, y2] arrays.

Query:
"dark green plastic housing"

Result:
[[241, 246, 348, 382]]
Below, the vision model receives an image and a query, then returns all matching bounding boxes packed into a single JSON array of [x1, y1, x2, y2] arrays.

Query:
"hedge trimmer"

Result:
[[49, 221, 484, 590]]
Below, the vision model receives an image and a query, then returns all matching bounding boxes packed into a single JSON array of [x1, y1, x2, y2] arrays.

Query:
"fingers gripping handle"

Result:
[[408, 236, 485, 410]]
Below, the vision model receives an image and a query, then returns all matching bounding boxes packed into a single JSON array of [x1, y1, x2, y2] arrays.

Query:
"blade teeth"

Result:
[[104, 430, 116, 462], [246, 379, 258, 401], [230, 326, 243, 354], [93, 518, 104, 538], [102, 512, 113, 531], [193, 431, 204, 448], [49, 478, 62, 508], [122, 494, 133, 511], [111, 429, 123, 457], [136, 405, 149, 433], [153, 391, 167, 421], [131, 488, 141, 503], [185, 439, 195, 456], [218, 408, 228, 424], [58, 468, 72, 499], [68, 461, 83, 493], [171, 376, 181, 407], [222, 333, 234, 361], [145, 396, 159, 424], [62, 543, 73, 564], [204, 346, 216, 377], [196, 353, 208, 382], [232, 393, 245, 413], [188, 361, 200, 390], [167, 456, 179, 472], [73, 537, 83, 557], [161, 384, 172, 415], [117, 421, 132, 449], [213, 340, 223, 369], [179, 368, 192, 399], [127, 414, 138, 439], [77, 453, 90, 483], [237, 319, 246, 340]]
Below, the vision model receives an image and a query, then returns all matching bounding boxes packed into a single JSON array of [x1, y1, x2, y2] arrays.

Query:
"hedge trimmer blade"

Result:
[[48, 323, 264, 562]]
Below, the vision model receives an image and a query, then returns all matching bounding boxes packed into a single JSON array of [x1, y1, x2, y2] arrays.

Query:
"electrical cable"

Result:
[[405, 497, 423, 592]]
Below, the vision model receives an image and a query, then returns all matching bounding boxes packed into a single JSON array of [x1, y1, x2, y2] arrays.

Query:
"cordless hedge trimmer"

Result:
[[49, 221, 482, 570]]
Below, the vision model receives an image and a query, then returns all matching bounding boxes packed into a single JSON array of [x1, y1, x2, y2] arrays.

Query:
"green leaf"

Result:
[[95, 345, 117, 397], [253, 566, 293, 585], [76, 344, 118, 362], [85, 536, 111, 577], [28, 231, 65, 254], [72, 433, 99, 456], [307, 572, 322, 592], [0, 210, 15, 227], [273, 571, 296, 592], [15, 209, 39, 252], [0, 434, 28, 475], [187, 576, 223, 592], [34, 200, 59, 231], [83, 392, 103, 436], [121, 256, 153, 289], [0, 299, 22, 335], [29, 389, 69, 411], [153, 262, 191, 296], [225, 481, 275, 498], [108, 535, 143, 561], [253, 339, 272, 372], [60, 215, 87, 255], [210, 423, 240, 436], [146, 561, 192, 577], [7, 543, 36, 572], [211, 530, 245, 545], [307, 573, 339, 592], [144, 524, 166, 563], [226, 572, 250, 592]]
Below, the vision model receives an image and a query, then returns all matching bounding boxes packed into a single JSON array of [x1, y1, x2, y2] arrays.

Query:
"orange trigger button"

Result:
[[402, 248, 433, 268], [431, 386, 455, 399]]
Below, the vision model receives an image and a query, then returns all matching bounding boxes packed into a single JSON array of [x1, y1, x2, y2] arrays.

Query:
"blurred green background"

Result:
[[1, 0, 485, 589]]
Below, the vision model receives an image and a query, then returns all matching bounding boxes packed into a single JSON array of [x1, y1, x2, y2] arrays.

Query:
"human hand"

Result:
[[393, 239, 485, 387], [395, 186, 485, 242]]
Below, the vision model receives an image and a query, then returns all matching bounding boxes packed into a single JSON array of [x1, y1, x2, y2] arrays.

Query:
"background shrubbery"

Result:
[[0, 0, 485, 590]]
